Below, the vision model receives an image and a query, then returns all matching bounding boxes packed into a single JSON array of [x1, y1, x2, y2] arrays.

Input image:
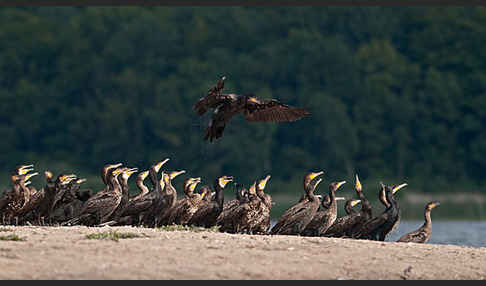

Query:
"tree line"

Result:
[[1, 7, 485, 195]]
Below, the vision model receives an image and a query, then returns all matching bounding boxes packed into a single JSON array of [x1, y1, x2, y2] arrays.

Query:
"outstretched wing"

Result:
[[193, 76, 226, 116], [243, 98, 310, 122]]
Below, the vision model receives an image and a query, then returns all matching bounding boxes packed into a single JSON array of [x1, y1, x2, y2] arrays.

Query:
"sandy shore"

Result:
[[0, 225, 485, 280]]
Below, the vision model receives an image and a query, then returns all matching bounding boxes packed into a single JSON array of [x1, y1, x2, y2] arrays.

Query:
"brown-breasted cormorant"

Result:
[[397, 201, 440, 243], [323, 199, 361, 238], [245, 175, 273, 234], [158, 174, 199, 225], [139, 159, 171, 226], [354, 183, 407, 241], [186, 175, 234, 228], [101, 163, 123, 186], [118, 170, 151, 225], [325, 175, 373, 238], [301, 181, 346, 236], [63, 167, 125, 226], [108, 167, 138, 222], [228, 182, 260, 234], [152, 170, 186, 227], [215, 183, 249, 233], [270, 171, 324, 235]]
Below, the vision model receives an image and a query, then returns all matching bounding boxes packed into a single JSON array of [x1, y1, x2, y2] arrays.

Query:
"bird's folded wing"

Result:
[[399, 230, 427, 243], [244, 99, 310, 122]]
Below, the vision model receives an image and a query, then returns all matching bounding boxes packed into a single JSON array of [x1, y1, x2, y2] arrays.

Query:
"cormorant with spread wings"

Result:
[[194, 76, 310, 142]]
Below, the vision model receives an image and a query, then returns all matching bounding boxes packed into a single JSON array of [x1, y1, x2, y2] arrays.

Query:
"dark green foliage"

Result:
[[1, 7, 485, 196]]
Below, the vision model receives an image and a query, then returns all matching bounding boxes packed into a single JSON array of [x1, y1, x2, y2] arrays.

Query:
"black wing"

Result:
[[193, 76, 226, 116], [243, 98, 310, 122]]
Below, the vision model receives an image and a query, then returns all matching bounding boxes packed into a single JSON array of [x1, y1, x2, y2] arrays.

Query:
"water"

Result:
[[270, 220, 486, 248], [386, 220, 486, 248]]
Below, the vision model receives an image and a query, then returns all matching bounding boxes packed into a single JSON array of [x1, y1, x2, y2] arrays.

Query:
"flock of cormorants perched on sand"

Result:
[[1, 163, 440, 244], [1, 76, 441, 244]]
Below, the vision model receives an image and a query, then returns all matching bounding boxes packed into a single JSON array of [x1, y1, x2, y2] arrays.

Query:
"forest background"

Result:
[[1, 6, 485, 219]]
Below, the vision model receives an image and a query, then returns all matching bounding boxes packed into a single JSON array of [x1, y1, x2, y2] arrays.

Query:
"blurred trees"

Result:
[[1, 6, 485, 194]]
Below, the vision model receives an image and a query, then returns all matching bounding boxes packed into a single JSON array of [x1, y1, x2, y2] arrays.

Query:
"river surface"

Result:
[[386, 220, 486, 248], [270, 220, 486, 248]]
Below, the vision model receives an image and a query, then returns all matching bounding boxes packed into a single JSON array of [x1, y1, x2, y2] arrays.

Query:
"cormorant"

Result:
[[158, 174, 199, 225], [166, 176, 204, 226], [226, 182, 261, 234], [3, 172, 37, 225], [1, 174, 27, 224], [354, 183, 407, 241], [194, 76, 310, 142], [228, 175, 274, 235], [152, 170, 186, 227], [397, 201, 440, 243], [101, 163, 123, 185], [270, 171, 324, 235], [139, 159, 171, 226], [63, 167, 125, 226], [33, 173, 76, 225], [325, 174, 373, 238], [118, 170, 152, 225], [323, 199, 361, 238], [216, 183, 249, 233], [186, 175, 234, 228], [108, 167, 138, 222], [1, 165, 34, 221], [301, 181, 346, 236], [13, 172, 39, 224], [250, 175, 274, 234]]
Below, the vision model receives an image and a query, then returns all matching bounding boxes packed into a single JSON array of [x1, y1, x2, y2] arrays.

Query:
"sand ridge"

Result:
[[0, 226, 485, 280]]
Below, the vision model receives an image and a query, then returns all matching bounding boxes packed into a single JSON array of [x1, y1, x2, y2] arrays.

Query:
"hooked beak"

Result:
[[224, 176, 234, 184], [309, 171, 324, 181], [258, 175, 271, 190], [19, 165, 35, 175], [351, 199, 361, 207], [170, 170, 186, 179], [76, 178, 87, 184], [392, 183, 408, 194], [110, 163, 123, 169], [430, 201, 441, 209], [155, 158, 170, 173], [355, 174, 362, 192], [335, 181, 346, 190], [335, 197, 346, 201], [126, 168, 139, 176], [25, 172, 39, 180]]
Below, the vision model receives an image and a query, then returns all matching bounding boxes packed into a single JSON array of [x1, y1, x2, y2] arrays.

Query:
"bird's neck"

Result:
[[136, 181, 149, 196], [110, 177, 122, 195], [306, 185, 317, 202], [424, 209, 432, 228], [148, 168, 159, 189], [345, 203, 357, 215], [213, 181, 225, 207]]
